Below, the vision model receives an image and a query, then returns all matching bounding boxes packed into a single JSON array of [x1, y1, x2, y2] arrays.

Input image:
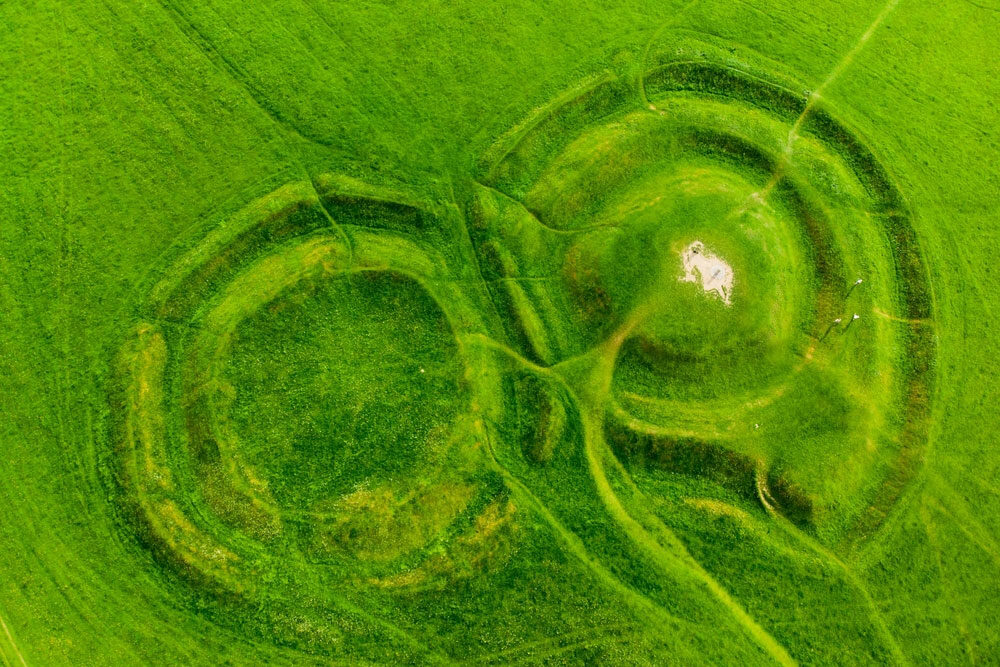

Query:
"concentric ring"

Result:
[[106, 177, 517, 654], [102, 36, 937, 659], [473, 36, 934, 547]]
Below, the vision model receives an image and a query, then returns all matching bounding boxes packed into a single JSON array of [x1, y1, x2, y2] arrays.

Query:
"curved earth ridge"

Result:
[[475, 36, 934, 548], [103, 38, 936, 662], [108, 177, 518, 656]]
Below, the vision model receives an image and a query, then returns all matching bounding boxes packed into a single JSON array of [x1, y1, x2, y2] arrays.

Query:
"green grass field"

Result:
[[1, 1, 998, 664]]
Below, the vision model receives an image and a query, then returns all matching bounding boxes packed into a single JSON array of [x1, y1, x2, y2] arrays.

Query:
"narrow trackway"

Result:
[[547, 303, 798, 666], [755, 471, 910, 666], [0, 613, 27, 667], [468, 302, 796, 663], [719, 0, 904, 226]]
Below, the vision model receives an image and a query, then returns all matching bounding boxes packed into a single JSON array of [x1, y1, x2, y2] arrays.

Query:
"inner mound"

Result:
[[222, 270, 465, 511]]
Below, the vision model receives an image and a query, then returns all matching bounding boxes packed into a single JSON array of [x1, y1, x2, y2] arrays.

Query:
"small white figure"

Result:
[[679, 241, 734, 306]]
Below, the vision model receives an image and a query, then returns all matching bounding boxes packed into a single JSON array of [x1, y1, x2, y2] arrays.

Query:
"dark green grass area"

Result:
[[225, 271, 464, 506], [1, 0, 999, 665]]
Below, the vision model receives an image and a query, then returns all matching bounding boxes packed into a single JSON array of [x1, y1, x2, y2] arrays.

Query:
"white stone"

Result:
[[679, 241, 734, 306]]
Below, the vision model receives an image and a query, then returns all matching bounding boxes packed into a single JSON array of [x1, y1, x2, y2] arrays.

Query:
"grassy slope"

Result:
[[1, 0, 998, 664]]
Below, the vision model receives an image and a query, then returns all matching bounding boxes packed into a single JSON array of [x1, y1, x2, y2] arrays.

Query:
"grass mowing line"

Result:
[[754, 473, 910, 666], [295, 0, 423, 140], [153, 0, 333, 149], [958, 0, 1000, 13], [277, 543, 449, 663], [919, 502, 978, 664], [0, 314, 152, 665], [925, 480, 1000, 567], [964, 472, 1000, 500], [330, 593, 449, 664], [52, 0, 76, 573], [0, 613, 26, 667], [51, 4, 88, 644]]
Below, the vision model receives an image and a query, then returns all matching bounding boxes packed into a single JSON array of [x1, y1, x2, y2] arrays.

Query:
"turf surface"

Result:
[[1, 0, 999, 664]]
